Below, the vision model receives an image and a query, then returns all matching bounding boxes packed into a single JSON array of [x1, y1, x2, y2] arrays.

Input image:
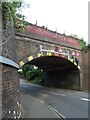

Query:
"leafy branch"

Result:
[[68, 34, 87, 49], [2, 1, 30, 29]]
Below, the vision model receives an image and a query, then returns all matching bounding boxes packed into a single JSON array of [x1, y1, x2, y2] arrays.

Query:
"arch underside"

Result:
[[19, 55, 80, 90], [26, 56, 79, 71], [19, 53, 80, 71]]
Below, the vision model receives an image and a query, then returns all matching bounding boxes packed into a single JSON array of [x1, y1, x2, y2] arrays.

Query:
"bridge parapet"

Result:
[[15, 24, 81, 50], [25, 24, 80, 50], [15, 29, 82, 71]]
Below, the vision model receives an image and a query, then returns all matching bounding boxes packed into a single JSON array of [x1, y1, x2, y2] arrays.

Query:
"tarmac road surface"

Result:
[[20, 79, 89, 119]]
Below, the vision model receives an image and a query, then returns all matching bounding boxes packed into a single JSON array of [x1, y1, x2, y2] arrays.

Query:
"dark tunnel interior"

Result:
[[25, 56, 80, 90]]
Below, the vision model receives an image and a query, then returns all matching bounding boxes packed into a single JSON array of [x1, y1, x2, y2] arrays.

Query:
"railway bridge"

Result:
[[1, 22, 85, 118], [15, 24, 82, 89]]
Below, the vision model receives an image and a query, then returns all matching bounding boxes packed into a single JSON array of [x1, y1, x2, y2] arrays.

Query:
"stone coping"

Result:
[[0, 55, 19, 69]]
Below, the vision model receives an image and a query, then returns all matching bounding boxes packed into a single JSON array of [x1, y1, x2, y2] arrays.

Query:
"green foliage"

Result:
[[22, 64, 44, 84], [87, 44, 90, 48], [69, 34, 87, 49], [2, 1, 30, 29], [77, 38, 86, 50], [2, 2, 21, 28], [82, 44, 90, 52]]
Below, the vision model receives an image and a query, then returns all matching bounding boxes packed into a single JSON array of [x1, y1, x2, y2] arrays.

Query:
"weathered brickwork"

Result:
[[25, 24, 80, 49], [2, 64, 21, 118], [15, 30, 82, 66], [0, 63, 2, 119], [82, 49, 90, 91], [2, 28, 17, 62], [15, 27, 83, 91], [0, 10, 2, 119], [1, 24, 22, 118], [1, 20, 88, 119]]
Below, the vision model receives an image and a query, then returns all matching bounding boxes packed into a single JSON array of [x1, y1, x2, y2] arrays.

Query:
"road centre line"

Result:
[[44, 91, 65, 96], [81, 98, 90, 102]]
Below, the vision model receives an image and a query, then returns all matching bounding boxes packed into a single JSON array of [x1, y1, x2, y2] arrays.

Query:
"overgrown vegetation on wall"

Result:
[[21, 64, 44, 84], [2, 1, 29, 29], [68, 34, 87, 49]]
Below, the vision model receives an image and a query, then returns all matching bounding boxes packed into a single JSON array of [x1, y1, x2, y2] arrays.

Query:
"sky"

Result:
[[21, 0, 88, 43]]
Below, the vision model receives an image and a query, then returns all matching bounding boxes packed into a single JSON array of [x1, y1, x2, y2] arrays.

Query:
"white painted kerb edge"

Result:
[[0, 55, 19, 69]]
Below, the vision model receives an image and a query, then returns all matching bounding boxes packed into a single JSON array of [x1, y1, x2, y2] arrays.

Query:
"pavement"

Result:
[[20, 91, 59, 118]]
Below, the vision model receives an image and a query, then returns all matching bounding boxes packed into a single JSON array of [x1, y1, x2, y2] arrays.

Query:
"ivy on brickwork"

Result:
[[2, 1, 30, 29]]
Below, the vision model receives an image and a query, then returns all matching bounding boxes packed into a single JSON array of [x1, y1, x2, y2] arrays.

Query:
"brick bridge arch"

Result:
[[19, 51, 80, 70], [19, 54, 81, 89], [15, 24, 82, 89]]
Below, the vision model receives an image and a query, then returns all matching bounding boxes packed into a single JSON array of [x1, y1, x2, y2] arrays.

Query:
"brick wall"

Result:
[[0, 9, 2, 119], [1, 23, 23, 118], [15, 30, 83, 91], [15, 30, 82, 65], [82, 49, 89, 91], [2, 64, 22, 118]]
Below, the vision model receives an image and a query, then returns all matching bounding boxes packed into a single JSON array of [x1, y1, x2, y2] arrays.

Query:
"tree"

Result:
[[22, 64, 44, 84], [2, 1, 30, 28], [87, 44, 90, 48], [69, 34, 87, 49]]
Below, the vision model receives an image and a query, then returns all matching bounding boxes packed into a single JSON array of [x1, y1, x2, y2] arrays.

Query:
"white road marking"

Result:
[[38, 100, 62, 118], [45, 91, 65, 96], [81, 98, 90, 102], [18, 112, 21, 119], [48, 105, 66, 119], [48, 106, 61, 118], [29, 94, 65, 119], [29, 96, 63, 118], [39, 100, 44, 103]]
